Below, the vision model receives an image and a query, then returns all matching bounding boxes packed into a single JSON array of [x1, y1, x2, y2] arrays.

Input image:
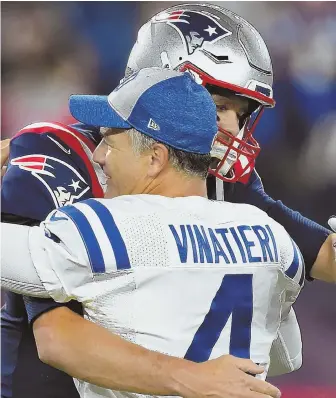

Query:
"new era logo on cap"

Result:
[[148, 118, 160, 131], [69, 67, 218, 154]]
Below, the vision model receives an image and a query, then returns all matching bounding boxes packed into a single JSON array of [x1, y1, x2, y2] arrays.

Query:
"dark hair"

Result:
[[165, 145, 212, 179], [128, 128, 211, 179]]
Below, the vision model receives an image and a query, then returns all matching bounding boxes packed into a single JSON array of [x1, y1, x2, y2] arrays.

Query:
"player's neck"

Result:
[[141, 172, 208, 198]]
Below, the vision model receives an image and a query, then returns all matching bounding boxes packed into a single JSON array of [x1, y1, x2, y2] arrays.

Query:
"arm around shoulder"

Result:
[[33, 306, 190, 395], [33, 307, 281, 398]]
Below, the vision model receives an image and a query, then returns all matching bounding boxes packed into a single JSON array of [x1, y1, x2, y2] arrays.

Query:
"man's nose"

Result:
[[217, 109, 239, 137], [93, 142, 106, 166]]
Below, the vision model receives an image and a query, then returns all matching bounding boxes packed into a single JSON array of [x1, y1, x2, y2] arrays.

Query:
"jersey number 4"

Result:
[[184, 274, 253, 362]]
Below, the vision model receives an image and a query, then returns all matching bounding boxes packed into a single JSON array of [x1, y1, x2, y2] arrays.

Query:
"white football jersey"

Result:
[[28, 195, 304, 398]]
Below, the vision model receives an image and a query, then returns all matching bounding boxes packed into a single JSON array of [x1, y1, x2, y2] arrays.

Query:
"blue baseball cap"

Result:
[[69, 68, 217, 154]]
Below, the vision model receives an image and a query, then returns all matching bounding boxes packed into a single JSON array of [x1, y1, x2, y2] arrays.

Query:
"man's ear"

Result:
[[147, 143, 169, 178]]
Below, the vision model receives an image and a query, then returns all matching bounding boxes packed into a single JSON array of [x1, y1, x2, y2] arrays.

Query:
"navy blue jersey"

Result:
[[1, 122, 102, 398]]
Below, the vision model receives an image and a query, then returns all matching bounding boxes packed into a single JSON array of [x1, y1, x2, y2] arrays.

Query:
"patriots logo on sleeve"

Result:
[[154, 9, 232, 55], [10, 155, 90, 208]]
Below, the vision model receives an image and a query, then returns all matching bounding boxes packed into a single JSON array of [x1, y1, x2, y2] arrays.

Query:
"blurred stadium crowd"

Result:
[[1, 1, 335, 396]]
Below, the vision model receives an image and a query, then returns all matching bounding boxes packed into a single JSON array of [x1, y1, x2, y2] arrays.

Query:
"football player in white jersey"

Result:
[[1, 68, 306, 398], [0, 127, 280, 397]]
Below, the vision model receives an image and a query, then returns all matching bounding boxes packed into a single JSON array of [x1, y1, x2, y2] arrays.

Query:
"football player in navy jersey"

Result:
[[125, 3, 336, 282]]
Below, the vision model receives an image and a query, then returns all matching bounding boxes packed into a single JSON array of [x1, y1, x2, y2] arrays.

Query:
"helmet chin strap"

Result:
[[210, 127, 245, 177]]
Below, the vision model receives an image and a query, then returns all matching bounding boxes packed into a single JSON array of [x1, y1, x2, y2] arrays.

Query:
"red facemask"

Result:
[[178, 63, 275, 183]]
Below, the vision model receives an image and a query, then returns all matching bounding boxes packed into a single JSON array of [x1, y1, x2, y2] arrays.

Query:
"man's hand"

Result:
[[174, 354, 281, 398], [311, 230, 336, 283], [1, 138, 10, 176]]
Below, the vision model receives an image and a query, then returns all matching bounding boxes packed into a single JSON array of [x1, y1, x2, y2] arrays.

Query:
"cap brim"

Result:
[[69, 95, 131, 129]]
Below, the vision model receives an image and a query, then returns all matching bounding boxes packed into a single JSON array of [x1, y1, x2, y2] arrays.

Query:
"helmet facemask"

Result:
[[209, 105, 264, 183], [179, 62, 272, 183]]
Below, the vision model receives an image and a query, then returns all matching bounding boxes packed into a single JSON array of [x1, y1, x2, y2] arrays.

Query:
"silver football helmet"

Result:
[[126, 3, 275, 182]]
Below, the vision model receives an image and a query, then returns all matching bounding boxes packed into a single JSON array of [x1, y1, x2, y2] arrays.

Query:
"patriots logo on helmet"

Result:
[[154, 10, 232, 55], [11, 155, 90, 208]]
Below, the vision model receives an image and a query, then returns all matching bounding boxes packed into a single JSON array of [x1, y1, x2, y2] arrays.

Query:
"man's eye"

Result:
[[216, 105, 228, 111], [103, 139, 113, 148]]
